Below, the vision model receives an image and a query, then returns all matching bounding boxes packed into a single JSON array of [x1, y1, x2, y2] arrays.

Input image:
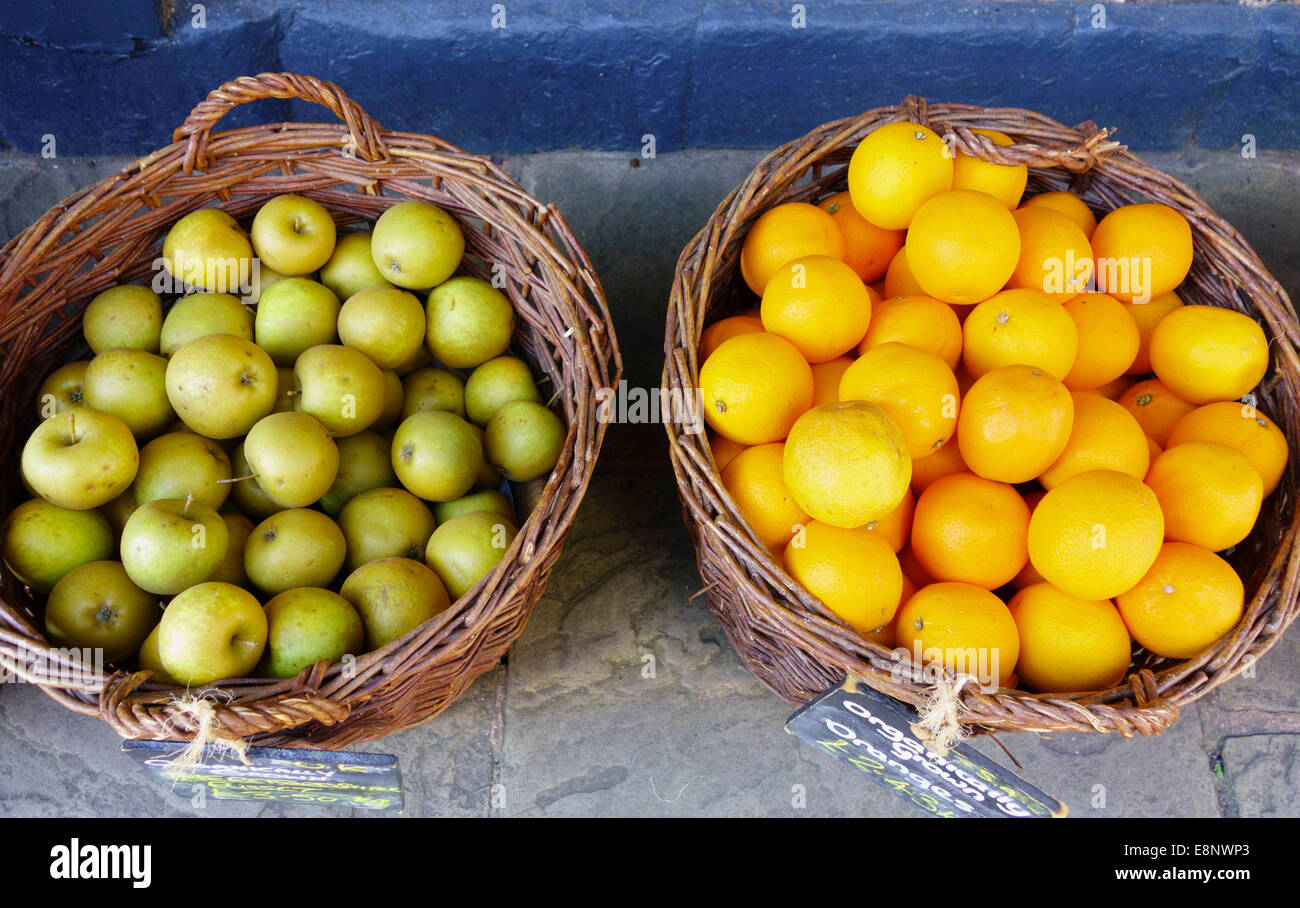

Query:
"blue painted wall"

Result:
[[0, 0, 1296, 156]]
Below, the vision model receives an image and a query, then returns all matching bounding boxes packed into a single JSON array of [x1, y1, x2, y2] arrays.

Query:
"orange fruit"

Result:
[[895, 582, 1019, 686], [761, 255, 871, 363], [700, 314, 764, 360], [1123, 290, 1184, 375], [1027, 470, 1164, 601], [809, 357, 854, 407], [739, 202, 845, 296], [1020, 191, 1098, 238], [1117, 378, 1195, 446], [847, 122, 954, 230], [958, 364, 1074, 483], [899, 545, 936, 590], [1093, 374, 1137, 401], [1091, 203, 1194, 303], [700, 332, 814, 445], [858, 294, 963, 369], [709, 433, 748, 473], [1010, 491, 1048, 589], [910, 434, 968, 494], [905, 189, 1021, 304], [784, 521, 903, 633], [721, 443, 809, 553], [1146, 434, 1163, 464], [951, 128, 1028, 210], [1145, 441, 1263, 551], [839, 343, 959, 458], [911, 472, 1030, 589], [862, 487, 914, 553], [783, 401, 912, 529], [819, 191, 905, 283], [1039, 393, 1150, 490], [883, 245, 926, 299], [962, 288, 1079, 381], [1009, 206, 1095, 300], [1167, 401, 1288, 496], [1061, 292, 1140, 390], [1115, 541, 1244, 659], [1008, 583, 1132, 693], [1149, 305, 1269, 405]]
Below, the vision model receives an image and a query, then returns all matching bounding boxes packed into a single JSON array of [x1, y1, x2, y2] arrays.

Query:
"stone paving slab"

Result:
[[1220, 734, 1300, 818]]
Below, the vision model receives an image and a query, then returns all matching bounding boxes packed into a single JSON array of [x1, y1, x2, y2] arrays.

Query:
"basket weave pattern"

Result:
[[0, 73, 621, 748], [664, 96, 1299, 737]]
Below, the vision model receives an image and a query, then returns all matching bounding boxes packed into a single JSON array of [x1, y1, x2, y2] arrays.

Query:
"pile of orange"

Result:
[[698, 119, 1284, 695]]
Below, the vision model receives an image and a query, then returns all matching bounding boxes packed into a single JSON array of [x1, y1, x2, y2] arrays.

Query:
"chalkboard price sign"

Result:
[[786, 677, 1066, 818], [122, 741, 404, 810]]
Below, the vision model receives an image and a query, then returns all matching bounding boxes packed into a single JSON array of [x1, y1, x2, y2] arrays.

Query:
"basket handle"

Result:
[[172, 72, 389, 174]]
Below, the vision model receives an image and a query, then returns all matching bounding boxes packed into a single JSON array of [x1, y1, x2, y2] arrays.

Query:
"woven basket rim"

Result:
[[663, 94, 1300, 738]]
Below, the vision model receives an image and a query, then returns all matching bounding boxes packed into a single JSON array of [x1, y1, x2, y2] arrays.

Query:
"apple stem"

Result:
[[181, 492, 194, 518], [217, 473, 259, 484], [546, 389, 563, 408], [68, 411, 77, 444]]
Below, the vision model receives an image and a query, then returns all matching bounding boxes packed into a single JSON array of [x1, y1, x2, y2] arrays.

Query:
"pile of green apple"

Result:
[[3, 194, 567, 687]]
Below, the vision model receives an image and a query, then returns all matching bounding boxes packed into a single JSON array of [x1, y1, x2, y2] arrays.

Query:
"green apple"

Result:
[[83, 285, 163, 354], [254, 277, 340, 366], [242, 411, 339, 508], [260, 587, 365, 678], [243, 260, 292, 306], [339, 557, 450, 650], [293, 344, 386, 436], [163, 209, 254, 294], [370, 200, 464, 290], [44, 560, 160, 663], [320, 231, 390, 301], [464, 356, 541, 426], [156, 581, 267, 686], [425, 276, 514, 369], [120, 497, 229, 595], [21, 409, 139, 509], [394, 344, 434, 377], [165, 333, 278, 439], [100, 490, 139, 544], [228, 443, 285, 521], [37, 361, 89, 418], [433, 490, 515, 526], [468, 423, 504, 489], [337, 285, 426, 370], [132, 432, 232, 510], [244, 508, 346, 596], [337, 486, 437, 572], [319, 430, 397, 516], [83, 348, 174, 438], [485, 400, 566, 482], [391, 410, 482, 502], [250, 194, 337, 276], [1, 498, 114, 592], [401, 367, 466, 420], [209, 511, 254, 587], [273, 367, 296, 413], [160, 293, 255, 355], [371, 370, 405, 433], [425, 511, 518, 600], [137, 624, 181, 685]]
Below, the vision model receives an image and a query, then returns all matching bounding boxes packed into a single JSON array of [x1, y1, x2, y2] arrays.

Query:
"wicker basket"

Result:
[[664, 96, 1300, 738], [0, 73, 620, 749]]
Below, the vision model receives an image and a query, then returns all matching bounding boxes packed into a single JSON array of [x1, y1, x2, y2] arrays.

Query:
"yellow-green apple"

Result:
[[249, 194, 337, 275], [370, 200, 464, 290], [425, 511, 519, 599], [391, 410, 482, 501], [156, 581, 267, 685], [83, 285, 163, 353], [485, 400, 565, 481], [162, 208, 254, 294], [228, 442, 284, 520], [433, 489, 515, 526], [336, 285, 426, 369], [165, 334, 278, 439], [319, 430, 397, 516], [132, 432, 232, 510], [254, 277, 340, 366], [83, 348, 174, 438], [37, 361, 89, 417], [44, 560, 160, 663], [401, 368, 466, 420], [425, 276, 514, 368], [119, 497, 229, 595], [464, 356, 540, 425], [372, 370, 405, 433], [137, 624, 181, 685], [243, 508, 346, 596], [293, 344, 385, 437], [242, 260, 291, 305], [260, 587, 365, 679], [159, 292, 255, 355], [100, 489, 138, 544], [209, 511, 254, 587], [320, 231, 390, 301], [1, 498, 114, 592], [339, 557, 449, 649], [242, 411, 339, 507], [337, 487, 437, 572], [21, 409, 139, 509]]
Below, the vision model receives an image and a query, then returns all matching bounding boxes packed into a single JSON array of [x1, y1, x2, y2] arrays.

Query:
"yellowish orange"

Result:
[[1061, 292, 1140, 390], [1020, 191, 1098, 238], [1115, 542, 1244, 659], [862, 487, 914, 553], [962, 288, 1079, 381], [709, 433, 748, 473], [739, 201, 845, 296], [1009, 206, 1095, 300], [1145, 441, 1263, 551], [700, 332, 814, 445], [1008, 583, 1132, 693], [858, 294, 963, 370], [910, 434, 969, 495], [1010, 491, 1048, 589], [906, 189, 1021, 304], [1149, 304, 1269, 405], [957, 364, 1075, 483], [760, 255, 871, 363], [1027, 470, 1164, 600], [883, 245, 927, 299], [1091, 203, 1194, 303], [1039, 393, 1150, 489], [784, 521, 904, 633], [721, 443, 809, 553], [1167, 401, 1288, 496], [839, 342, 959, 458], [819, 191, 905, 283], [809, 357, 854, 407], [847, 122, 954, 230], [951, 128, 1028, 210], [911, 472, 1030, 590], [895, 582, 1019, 686], [700, 314, 764, 361], [1117, 378, 1195, 446], [1123, 290, 1184, 375]]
